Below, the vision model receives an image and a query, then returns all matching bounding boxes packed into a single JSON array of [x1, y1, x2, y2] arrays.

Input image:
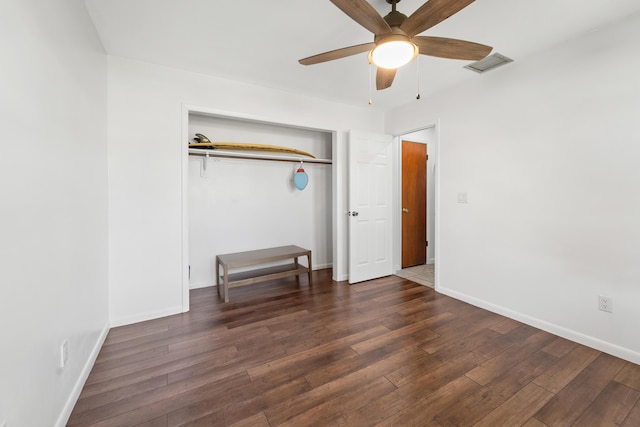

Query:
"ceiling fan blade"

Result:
[[330, 0, 391, 35], [376, 67, 396, 90], [413, 36, 492, 60], [401, 0, 476, 37], [299, 42, 375, 65]]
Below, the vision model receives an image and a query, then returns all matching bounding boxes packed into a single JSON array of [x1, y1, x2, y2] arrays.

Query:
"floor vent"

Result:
[[464, 53, 513, 73]]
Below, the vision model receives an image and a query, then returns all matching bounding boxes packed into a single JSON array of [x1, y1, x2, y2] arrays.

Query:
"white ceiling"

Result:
[[85, 0, 640, 111]]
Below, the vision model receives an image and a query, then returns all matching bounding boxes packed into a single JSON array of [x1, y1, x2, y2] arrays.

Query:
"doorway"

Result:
[[401, 140, 427, 268], [394, 127, 436, 288]]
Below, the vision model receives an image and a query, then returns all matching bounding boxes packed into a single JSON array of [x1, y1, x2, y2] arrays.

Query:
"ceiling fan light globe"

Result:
[[370, 41, 417, 69]]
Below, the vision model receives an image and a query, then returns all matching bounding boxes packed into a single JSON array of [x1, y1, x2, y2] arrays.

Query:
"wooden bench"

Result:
[[215, 245, 312, 302]]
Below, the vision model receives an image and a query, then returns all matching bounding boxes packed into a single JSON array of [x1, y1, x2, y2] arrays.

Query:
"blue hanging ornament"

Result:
[[293, 163, 308, 190]]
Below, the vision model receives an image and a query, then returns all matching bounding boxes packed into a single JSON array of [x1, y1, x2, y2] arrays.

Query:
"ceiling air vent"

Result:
[[464, 53, 513, 74]]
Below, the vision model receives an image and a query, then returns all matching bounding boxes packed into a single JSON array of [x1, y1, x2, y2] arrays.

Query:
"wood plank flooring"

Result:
[[69, 269, 640, 426]]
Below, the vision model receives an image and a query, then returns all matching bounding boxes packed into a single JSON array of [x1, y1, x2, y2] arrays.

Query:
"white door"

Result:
[[348, 130, 394, 284]]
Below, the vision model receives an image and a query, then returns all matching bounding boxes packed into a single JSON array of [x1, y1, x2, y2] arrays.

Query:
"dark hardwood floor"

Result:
[[69, 269, 640, 426]]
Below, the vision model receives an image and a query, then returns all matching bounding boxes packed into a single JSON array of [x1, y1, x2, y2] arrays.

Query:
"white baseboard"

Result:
[[313, 263, 332, 270], [55, 322, 110, 427], [334, 273, 348, 281], [190, 281, 216, 290], [437, 285, 640, 365], [110, 305, 183, 328]]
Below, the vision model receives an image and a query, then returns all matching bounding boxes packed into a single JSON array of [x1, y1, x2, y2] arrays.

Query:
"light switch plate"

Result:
[[457, 192, 468, 204]]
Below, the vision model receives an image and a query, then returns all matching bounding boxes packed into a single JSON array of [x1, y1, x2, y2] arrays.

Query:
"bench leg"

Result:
[[223, 267, 230, 303], [307, 251, 313, 285], [215, 259, 220, 298]]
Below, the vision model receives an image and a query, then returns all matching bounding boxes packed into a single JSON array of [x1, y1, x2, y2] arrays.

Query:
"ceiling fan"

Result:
[[299, 0, 492, 90]]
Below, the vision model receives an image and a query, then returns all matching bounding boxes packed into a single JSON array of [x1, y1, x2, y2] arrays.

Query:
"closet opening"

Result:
[[182, 109, 334, 306]]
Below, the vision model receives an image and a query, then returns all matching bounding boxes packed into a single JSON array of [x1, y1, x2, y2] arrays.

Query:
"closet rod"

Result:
[[188, 149, 332, 164]]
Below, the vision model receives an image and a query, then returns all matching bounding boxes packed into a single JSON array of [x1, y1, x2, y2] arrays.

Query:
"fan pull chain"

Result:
[[416, 56, 421, 100], [368, 62, 373, 105]]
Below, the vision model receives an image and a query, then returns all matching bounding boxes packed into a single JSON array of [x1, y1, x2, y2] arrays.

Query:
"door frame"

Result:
[[392, 124, 440, 289]]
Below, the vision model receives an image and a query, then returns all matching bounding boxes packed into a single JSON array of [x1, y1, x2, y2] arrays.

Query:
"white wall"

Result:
[[108, 56, 383, 325], [386, 12, 640, 363], [188, 114, 333, 288], [0, 1, 109, 425]]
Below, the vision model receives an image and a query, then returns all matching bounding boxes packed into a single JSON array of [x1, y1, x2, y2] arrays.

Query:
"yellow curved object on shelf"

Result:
[[188, 141, 316, 159]]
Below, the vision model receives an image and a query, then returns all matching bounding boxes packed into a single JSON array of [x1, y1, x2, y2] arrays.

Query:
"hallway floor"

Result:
[[395, 263, 434, 288]]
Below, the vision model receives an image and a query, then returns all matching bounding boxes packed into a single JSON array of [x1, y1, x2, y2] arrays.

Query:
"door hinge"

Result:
[[426, 241, 429, 247], [426, 154, 429, 160]]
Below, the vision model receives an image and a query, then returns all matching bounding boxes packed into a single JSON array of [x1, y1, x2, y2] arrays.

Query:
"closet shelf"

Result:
[[188, 148, 332, 164]]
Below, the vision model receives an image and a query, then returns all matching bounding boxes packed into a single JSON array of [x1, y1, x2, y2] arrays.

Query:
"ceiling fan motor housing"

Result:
[[383, 10, 408, 28], [374, 26, 411, 44]]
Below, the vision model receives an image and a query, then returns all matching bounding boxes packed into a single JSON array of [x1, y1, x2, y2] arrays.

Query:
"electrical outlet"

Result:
[[60, 340, 69, 368], [599, 295, 613, 313]]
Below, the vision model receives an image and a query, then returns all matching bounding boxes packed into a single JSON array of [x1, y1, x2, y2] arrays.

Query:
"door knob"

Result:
[[348, 211, 359, 217], [402, 208, 409, 213]]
